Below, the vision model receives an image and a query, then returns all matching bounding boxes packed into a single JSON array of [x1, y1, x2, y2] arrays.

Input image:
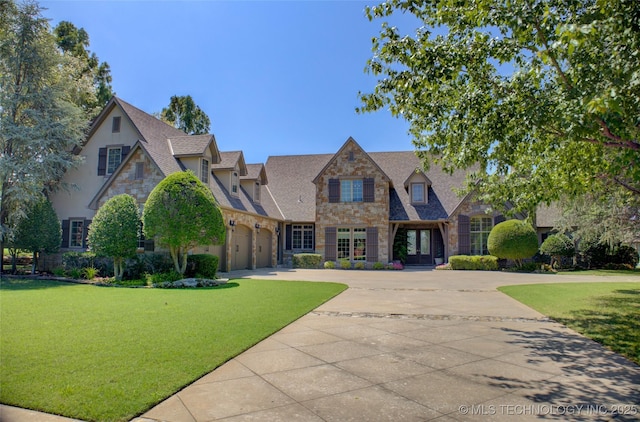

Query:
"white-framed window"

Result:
[[107, 146, 122, 174], [340, 179, 363, 202], [254, 182, 261, 202], [69, 219, 84, 248], [337, 227, 366, 261], [470, 216, 493, 255], [201, 158, 209, 184], [231, 172, 238, 195], [292, 224, 313, 250], [411, 183, 425, 203]]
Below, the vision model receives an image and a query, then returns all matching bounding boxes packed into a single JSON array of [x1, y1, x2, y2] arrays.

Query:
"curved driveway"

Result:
[[135, 269, 640, 421]]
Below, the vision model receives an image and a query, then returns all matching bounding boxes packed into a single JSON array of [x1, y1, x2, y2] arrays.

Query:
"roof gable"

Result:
[[242, 164, 268, 185], [213, 151, 248, 176], [312, 137, 390, 184], [168, 134, 221, 163]]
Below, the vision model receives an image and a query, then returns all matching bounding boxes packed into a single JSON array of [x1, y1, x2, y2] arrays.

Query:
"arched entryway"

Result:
[[256, 228, 272, 268], [231, 224, 251, 270]]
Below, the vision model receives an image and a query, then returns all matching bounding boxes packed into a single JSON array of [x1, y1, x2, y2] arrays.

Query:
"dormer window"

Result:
[[200, 158, 209, 184], [254, 181, 261, 202], [231, 172, 238, 195], [411, 183, 426, 203]]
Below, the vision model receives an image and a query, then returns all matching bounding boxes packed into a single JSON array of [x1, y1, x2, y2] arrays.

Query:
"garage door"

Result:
[[256, 229, 272, 268], [231, 224, 251, 270]]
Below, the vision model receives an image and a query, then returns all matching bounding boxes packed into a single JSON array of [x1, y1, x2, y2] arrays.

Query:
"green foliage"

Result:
[[487, 220, 538, 266], [0, 1, 87, 270], [145, 270, 183, 285], [160, 95, 211, 135], [540, 233, 575, 268], [62, 251, 112, 277], [11, 197, 60, 274], [354, 261, 366, 270], [339, 259, 352, 270], [372, 261, 385, 270], [53, 20, 114, 115], [392, 228, 408, 263], [82, 266, 99, 280], [185, 254, 219, 279], [143, 171, 225, 275], [449, 255, 498, 271], [292, 253, 322, 269], [88, 194, 140, 281], [581, 242, 639, 269], [323, 261, 336, 269], [360, 0, 640, 214]]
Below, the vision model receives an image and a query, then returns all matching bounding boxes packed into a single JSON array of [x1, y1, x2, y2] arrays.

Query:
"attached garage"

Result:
[[231, 224, 251, 270], [256, 228, 272, 268]]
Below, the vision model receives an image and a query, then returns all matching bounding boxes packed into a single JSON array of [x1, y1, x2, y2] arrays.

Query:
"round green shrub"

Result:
[[487, 220, 538, 266], [540, 234, 575, 268], [372, 261, 385, 270], [354, 261, 365, 270], [340, 259, 352, 270], [186, 254, 219, 278], [323, 261, 336, 269]]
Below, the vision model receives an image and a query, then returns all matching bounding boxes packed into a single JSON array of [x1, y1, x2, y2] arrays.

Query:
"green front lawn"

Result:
[[498, 282, 640, 365], [0, 278, 346, 421]]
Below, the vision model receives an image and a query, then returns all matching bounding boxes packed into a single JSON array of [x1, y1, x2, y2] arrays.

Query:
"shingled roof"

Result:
[[266, 150, 472, 223]]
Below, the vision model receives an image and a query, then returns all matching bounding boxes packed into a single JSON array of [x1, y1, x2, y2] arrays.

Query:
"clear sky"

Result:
[[40, 0, 418, 164]]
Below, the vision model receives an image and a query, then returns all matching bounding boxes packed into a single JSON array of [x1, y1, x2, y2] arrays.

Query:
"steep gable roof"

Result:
[[312, 137, 390, 184], [168, 134, 221, 163], [242, 164, 268, 185], [213, 151, 248, 176]]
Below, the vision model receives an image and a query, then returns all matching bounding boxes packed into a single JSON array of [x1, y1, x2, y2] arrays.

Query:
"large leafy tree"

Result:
[[0, 0, 88, 273], [54, 20, 115, 116], [142, 171, 225, 275], [359, 0, 640, 214], [87, 194, 140, 281], [160, 95, 211, 135], [11, 197, 61, 274]]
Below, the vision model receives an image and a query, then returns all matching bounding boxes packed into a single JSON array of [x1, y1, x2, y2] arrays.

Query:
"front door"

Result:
[[406, 229, 432, 265]]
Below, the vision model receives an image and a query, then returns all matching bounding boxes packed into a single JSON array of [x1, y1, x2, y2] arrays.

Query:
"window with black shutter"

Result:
[[363, 178, 375, 202], [458, 214, 470, 255], [325, 227, 337, 261], [366, 227, 378, 262], [61, 219, 70, 248], [98, 148, 107, 176], [328, 179, 340, 203]]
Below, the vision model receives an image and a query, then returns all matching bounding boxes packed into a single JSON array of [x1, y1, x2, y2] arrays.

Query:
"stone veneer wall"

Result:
[[315, 142, 390, 263], [448, 197, 496, 257], [219, 209, 279, 271], [97, 148, 164, 208]]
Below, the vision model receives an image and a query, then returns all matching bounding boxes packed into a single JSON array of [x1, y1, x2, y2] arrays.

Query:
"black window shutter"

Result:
[[285, 224, 292, 250], [82, 220, 91, 249], [144, 239, 155, 252], [494, 214, 506, 225], [328, 179, 340, 203], [366, 227, 378, 262], [121, 145, 131, 160], [98, 148, 107, 176], [325, 227, 337, 261], [458, 214, 470, 255], [363, 178, 375, 202], [61, 220, 70, 248]]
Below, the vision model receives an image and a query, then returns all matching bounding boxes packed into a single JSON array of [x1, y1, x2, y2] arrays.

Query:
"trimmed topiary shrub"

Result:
[[372, 261, 385, 270], [292, 253, 323, 268], [185, 254, 219, 278], [449, 255, 498, 270], [540, 234, 575, 269], [323, 261, 336, 269], [354, 261, 365, 270], [340, 259, 352, 269], [487, 220, 538, 267]]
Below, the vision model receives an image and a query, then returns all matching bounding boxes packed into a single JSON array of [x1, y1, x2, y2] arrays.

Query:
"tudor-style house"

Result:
[[49, 97, 506, 271]]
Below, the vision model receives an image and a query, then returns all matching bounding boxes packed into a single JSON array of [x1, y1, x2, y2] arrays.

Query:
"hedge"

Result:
[[449, 255, 499, 271], [292, 253, 323, 269], [185, 254, 219, 279]]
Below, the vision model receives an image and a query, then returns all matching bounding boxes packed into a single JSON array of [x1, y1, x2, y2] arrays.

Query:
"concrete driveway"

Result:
[[3, 269, 639, 421]]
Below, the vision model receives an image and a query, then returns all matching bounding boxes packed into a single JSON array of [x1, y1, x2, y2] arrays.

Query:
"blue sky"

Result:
[[41, 0, 418, 164]]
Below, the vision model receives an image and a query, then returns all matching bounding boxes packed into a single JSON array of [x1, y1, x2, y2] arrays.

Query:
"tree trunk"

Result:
[[114, 257, 123, 281], [170, 247, 181, 274], [180, 248, 188, 275], [31, 251, 37, 274]]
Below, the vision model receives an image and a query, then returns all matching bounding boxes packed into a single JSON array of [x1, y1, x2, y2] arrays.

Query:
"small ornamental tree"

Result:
[[87, 194, 140, 280], [540, 233, 575, 269], [142, 171, 225, 275], [487, 220, 538, 268], [12, 197, 61, 274]]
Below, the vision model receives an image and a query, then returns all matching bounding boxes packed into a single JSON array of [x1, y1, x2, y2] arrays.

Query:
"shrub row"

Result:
[[59, 252, 218, 280], [292, 253, 323, 269], [449, 255, 498, 271]]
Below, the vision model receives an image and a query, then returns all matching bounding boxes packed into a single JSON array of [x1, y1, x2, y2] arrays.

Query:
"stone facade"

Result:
[[448, 196, 497, 256], [219, 209, 279, 271], [96, 148, 164, 208], [314, 141, 390, 263]]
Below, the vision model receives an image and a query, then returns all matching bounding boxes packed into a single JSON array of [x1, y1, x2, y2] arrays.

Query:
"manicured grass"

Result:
[[498, 282, 640, 365], [0, 278, 347, 421], [557, 269, 640, 276]]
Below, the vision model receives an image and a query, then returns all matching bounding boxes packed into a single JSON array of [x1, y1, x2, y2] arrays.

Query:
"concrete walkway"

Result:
[[3, 270, 639, 421]]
